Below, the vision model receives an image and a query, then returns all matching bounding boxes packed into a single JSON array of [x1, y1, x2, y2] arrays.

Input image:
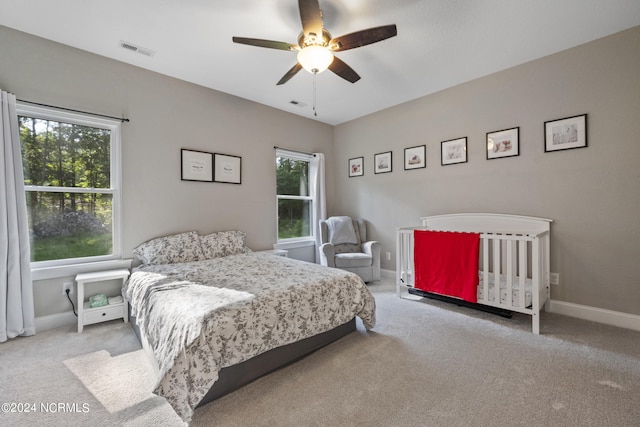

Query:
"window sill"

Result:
[[273, 239, 316, 250], [31, 259, 133, 281]]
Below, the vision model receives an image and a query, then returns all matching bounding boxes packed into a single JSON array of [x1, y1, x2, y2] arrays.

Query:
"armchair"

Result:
[[319, 216, 381, 283]]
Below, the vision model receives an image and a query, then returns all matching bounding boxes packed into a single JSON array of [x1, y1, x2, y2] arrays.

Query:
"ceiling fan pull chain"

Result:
[[313, 72, 318, 117]]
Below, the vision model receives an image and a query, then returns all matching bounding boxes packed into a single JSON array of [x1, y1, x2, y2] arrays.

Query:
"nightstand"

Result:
[[76, 269, 130, 333]]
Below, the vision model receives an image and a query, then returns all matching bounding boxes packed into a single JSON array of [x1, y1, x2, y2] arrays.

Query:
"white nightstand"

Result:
[[76, 269, 130, 333]]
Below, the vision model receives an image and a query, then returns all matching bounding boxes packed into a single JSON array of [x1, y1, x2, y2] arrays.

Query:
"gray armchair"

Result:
[[319, 216, 381, 283]]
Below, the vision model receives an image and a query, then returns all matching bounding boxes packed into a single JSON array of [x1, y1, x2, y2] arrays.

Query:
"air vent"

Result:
[[119, 40, 155, 57], [289, 100, 307, 108]]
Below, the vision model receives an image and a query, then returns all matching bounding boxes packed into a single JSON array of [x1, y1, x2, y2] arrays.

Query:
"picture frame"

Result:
[[544, 114, 587, 152], [213, 153, 241, 184], [181, 149, 213, 182], [486, 127, 519, 160], [349, 157, 364, 177], [404, 145, 426, 170], [374, 151, 392, 174], [441, 137, 468, 166]]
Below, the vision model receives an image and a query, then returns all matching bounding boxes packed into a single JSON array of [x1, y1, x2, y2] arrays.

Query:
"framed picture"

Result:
[[349, 157, 364, 177], [441, 137, 468, 166], [404, 145, 426, 170], [487, 127, 519, 160], [374, 151, 392, 174], [181, 149, 213, 182], [213, 153, 241, 184], [544, 114, 587, 152]]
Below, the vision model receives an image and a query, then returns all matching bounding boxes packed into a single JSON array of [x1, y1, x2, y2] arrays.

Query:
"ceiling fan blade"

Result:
[[277, 63, 303, 85], [328, 57, 360, 83], [329, 24, 397, 52], [298, 0, 323, 40], [232, 37, 297, 51]]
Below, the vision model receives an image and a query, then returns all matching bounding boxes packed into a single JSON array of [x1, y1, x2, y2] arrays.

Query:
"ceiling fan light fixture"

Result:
[[232, 1, 396, 85], [297, 45, 334, 74]]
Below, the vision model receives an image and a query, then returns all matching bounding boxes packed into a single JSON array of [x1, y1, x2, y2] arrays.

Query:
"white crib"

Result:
[[396, 213, 552, 334]]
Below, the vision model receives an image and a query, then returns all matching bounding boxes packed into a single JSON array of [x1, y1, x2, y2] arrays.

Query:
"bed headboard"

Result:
[[420, 213, 552, 236]]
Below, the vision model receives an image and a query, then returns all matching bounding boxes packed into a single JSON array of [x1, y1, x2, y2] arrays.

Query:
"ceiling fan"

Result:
[[232, 0, 397, 85]]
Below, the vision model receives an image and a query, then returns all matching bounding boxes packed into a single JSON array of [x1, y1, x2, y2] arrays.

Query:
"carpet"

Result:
[[1, 278, 639, 426]]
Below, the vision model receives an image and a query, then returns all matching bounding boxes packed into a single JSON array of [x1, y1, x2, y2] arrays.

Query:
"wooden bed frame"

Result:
[[396, 213, 552, 334], [129, 308, 356, 407]]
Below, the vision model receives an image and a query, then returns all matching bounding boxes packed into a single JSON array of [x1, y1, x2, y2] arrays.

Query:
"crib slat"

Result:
[[519, 239, 527, 309], [483, 237, 489, 304], [492, 237, 501, 304], [506, 239, 514, 308]]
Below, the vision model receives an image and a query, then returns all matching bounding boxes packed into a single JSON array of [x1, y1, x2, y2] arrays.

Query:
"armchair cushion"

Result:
[[335, 252, 372, 268]]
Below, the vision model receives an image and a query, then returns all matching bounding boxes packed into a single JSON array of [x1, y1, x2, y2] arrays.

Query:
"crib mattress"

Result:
[[477, 272, 532, 308]]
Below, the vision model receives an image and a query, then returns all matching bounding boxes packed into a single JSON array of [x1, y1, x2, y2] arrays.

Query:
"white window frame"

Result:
[[16, 103, 123, 276], [275, 149, 315, 244]]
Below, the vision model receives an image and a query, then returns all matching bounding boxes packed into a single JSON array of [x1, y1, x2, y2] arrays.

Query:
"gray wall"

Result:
[[333, 26, 640, 316], [1, 24, 639, 322], [0, 25, 335, 319]]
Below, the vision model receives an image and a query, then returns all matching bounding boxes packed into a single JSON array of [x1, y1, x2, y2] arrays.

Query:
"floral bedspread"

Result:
[[124, 252, 376, 421]]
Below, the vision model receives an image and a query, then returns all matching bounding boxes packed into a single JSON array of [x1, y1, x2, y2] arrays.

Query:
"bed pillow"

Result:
[[133, 231, 205, 265], [199, 230, 251, 259]]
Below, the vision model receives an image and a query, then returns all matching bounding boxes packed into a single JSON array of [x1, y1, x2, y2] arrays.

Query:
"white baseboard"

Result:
[[548, 300, 640, 332], [35, 312, 77, 333]]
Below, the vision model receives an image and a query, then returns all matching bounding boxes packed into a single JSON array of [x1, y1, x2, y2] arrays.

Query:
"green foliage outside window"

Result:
[[276, 156, 312, 240], [19, 116, 113, 261]]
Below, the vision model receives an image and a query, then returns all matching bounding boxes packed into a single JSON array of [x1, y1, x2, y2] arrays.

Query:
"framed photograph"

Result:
[[404, 145, 426, 170], [349, 157, 364, 177], [545, 114, 587, 152], [487, 127, 519, 160], [441, 137, 468, 166], [213, 153, 241, 184], [374, 151, 392, 174], [181, 149, 213, 182]]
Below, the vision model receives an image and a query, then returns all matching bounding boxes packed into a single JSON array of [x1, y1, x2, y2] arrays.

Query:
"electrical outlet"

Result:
[[63, 281, 73, 296], [385, 251, 391, 261], [550, 273, 560, 285]]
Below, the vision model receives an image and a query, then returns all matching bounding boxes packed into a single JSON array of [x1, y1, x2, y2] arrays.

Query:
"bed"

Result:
[[124, 230, 376, 422], [396, 213, 552, 334]]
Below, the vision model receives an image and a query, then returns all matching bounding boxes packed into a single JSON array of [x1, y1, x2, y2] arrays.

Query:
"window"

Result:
[[17, 104, 122, 267], [276, 149, 314, 241]]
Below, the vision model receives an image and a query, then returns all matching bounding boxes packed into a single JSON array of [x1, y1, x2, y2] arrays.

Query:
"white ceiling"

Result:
[[1, 0, 639, 125]]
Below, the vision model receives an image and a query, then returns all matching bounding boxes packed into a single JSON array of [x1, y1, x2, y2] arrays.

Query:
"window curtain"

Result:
[[0, 90, 35, 343], [310, 153, 326, 263]]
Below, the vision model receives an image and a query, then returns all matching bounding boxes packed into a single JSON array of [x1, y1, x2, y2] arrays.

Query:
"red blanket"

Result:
[[414, 230, 480, 303]]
